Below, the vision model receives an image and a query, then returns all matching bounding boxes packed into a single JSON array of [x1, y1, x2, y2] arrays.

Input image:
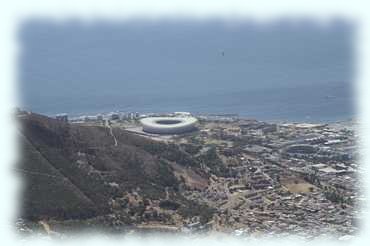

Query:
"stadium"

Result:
[[140, 116, 198, 134]]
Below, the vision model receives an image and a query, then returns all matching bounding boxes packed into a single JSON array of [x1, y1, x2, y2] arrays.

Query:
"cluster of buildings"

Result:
[[49, 109, 361, 240], [66, 111, 141, 123], [177, 117, 361, 239], [60, 111, 194, 124]]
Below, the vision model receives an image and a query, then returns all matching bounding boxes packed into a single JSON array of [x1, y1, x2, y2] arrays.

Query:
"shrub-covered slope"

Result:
[[18, 113, 213, 226]]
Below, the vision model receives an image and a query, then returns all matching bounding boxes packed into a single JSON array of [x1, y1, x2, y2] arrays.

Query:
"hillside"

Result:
[[17, 112, 214, 231]]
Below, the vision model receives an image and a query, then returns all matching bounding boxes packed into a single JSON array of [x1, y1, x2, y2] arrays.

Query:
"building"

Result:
[[140, 116, 198, 134], [110, 113, 120, 120], [97, 114, 103, 121], [174, 112, 192, 117], [56, 113, 68, 122]]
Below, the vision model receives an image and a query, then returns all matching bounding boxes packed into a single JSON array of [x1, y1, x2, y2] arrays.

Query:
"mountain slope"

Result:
[[17, 112, 213, 227]]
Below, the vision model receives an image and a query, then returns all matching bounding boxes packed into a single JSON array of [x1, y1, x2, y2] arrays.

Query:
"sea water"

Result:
[[18, 19, 355, 122]]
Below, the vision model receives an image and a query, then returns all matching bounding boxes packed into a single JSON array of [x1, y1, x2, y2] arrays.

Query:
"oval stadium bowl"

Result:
[[140, 117, 198, 134]]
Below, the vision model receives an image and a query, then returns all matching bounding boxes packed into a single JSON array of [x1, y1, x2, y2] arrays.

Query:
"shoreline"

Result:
[[42, 109, 356, 126]]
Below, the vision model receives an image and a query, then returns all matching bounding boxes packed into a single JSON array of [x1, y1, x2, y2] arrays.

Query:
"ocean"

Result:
[[18, 19, 355, 122]]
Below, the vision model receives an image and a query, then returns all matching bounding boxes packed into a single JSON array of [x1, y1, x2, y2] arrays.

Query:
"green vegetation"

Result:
[[19, 113, 214, 227], [157, 160, 180, 189], [180, 143, 202, 155], [178, 200, 215, 224], [19, 136, 100, 220], [159, 200, 180, 210], [197, 146, 228, 176], [323, 186, 353, 205], [303, 169, 321, 187]]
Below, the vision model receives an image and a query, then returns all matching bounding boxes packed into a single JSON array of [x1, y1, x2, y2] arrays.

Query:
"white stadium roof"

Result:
[[140, 116, 198, 134]]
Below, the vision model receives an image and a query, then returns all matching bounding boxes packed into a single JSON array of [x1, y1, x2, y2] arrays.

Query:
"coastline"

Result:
[[36, 109, 356, 125]]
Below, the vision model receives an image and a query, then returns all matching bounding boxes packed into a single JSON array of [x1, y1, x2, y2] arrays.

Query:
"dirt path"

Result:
[[105, 120, 118, 146], [39, 220, 52, 234]]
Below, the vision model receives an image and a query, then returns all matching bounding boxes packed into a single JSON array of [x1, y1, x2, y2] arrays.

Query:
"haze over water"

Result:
[[19, 20, 355, 122]]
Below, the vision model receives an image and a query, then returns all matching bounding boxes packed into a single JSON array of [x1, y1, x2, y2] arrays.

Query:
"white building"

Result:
[[140, 116, 198, 134], [56, 113, 68, 122]]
